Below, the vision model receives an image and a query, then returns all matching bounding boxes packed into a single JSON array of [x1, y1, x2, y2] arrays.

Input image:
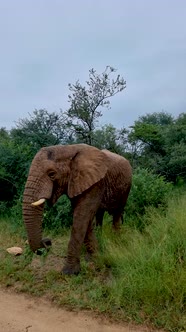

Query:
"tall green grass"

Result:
[[96, 193, 186, 330], [0, 191, 185, 331]]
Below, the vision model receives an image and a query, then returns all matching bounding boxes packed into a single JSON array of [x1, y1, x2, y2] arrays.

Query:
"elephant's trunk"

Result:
[[23, 184, 45, 252]]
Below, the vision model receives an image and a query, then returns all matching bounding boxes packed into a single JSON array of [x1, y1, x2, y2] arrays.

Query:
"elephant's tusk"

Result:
[[31, 198, 46, 206]]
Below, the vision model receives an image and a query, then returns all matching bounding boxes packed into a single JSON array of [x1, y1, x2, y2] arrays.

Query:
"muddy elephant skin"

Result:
[[23, 144, 132, 275]]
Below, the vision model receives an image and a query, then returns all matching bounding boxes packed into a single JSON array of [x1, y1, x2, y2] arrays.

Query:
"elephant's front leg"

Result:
[[62, 187, 103, 275], [62, 218, 88, 275]]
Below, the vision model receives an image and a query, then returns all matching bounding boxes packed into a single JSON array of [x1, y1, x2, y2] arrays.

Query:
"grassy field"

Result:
[[0, 192, 186, 332]]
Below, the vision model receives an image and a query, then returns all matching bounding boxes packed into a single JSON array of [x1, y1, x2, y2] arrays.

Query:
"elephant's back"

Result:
[[102, 149, 132, 185]]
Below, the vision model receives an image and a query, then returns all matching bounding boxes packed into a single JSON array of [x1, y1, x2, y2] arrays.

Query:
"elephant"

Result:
[[23, 144, 132, 275]]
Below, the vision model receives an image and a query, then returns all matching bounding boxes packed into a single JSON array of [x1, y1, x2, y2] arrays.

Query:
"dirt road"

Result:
[[0, 288, 158, 332]]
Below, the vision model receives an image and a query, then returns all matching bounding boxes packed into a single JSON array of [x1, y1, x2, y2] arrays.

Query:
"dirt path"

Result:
[[0, 288, 158, 332]]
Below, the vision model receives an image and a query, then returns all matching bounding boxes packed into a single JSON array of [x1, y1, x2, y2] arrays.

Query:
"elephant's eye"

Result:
[[48, 171, 56, 180]]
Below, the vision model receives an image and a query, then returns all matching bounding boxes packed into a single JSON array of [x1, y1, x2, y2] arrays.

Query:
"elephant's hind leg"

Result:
[[84, 219, 98, 261], [112, 212, 123, 231]]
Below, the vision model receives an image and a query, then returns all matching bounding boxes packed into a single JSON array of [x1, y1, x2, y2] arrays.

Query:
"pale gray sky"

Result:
[[0, 0, 186, 130]]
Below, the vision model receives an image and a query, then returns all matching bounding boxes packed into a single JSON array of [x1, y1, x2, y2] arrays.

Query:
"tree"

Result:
[[161, 113, 186, 182], [0, 127, 9, 140], [11, 109, 69, 156], [91, 124, 130, 156], [0, 129, 29, 202], [66, 66, 126, 145], [128, 112, 173, 155], [137, 112, 174, 126], [128, 112, 186, 182], [92, 124, 123, 154]]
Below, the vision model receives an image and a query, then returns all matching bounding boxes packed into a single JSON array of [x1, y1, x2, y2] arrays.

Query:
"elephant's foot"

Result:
[[84, 251, 96, 262], [112, 224, 121, 232], [85, 252, 92, 262], [62, 263, 80, 275]]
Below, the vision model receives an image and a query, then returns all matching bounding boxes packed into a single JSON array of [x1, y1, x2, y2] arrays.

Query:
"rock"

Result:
[[6, 247, 23, 256]]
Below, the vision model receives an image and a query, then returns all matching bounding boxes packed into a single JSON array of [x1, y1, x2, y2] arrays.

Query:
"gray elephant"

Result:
[[23, 144, 132, 275]]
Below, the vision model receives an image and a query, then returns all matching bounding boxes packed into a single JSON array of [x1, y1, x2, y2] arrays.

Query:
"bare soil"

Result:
[[0, 288, 160, 332]]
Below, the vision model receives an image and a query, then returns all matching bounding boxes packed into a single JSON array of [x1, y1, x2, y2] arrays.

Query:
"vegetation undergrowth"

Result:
[[0, 190, 186, 331]]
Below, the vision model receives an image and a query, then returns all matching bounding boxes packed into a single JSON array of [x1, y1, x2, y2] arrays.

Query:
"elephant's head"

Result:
[[23, 144, 107, 252]]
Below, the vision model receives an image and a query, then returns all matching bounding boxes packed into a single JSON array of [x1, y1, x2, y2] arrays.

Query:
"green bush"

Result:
[[9, 197, 24, 227], [43, 195, 73, 232], [126, 168, 172, 221], [0, 202, 9, 217]]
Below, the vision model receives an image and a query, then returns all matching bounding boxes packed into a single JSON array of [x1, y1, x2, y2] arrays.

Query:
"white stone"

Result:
[[6, 247, 23, 256]]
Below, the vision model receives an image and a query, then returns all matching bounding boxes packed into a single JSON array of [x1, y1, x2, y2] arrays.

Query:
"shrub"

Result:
[[126, 168, 172, 220], [0, 202, 9, 217], [43, 195, 73, 232]]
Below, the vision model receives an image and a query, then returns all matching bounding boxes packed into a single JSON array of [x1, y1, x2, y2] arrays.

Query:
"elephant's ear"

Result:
[[68, 147, 108, 198]]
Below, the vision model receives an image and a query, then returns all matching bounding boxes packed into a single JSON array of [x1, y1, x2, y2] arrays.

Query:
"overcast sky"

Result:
[[0, 0, 186, 130]]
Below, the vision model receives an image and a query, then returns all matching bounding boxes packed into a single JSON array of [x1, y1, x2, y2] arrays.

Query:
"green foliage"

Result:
[[43, 195, 73, 232], [11, 109, 68, 156], [126, 168, 172, 222], [128, 112, 171, 165], [0, 202, 9, 215], [0, 129, 31, 201], [9, 197, 24, 227], [129, 111, 186, 182], [92, 124, 125, 154], [137, 112, 174, 126]]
